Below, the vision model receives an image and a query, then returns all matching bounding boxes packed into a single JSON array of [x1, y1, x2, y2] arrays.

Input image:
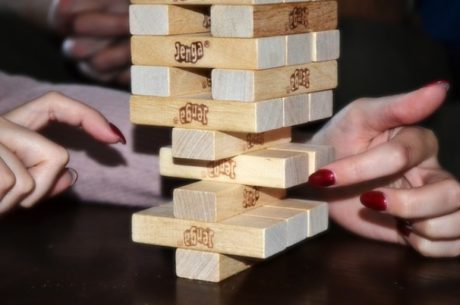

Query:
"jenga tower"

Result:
[[129, 0, 339, 282]]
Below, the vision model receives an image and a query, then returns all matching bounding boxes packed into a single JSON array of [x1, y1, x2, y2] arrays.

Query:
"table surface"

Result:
[[1, 198, 459, 305]]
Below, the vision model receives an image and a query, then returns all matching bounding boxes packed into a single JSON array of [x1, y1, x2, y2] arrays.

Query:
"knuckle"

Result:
[[16, 175, 35, 197], [50, 145, 70, 168], [446, 180, 460, 203], [412, 239, 437, 258], [388, 142, 410, 170], [0, 172, 16, 194], [397, 192, 414, 218], [417, 220, 438, 238]]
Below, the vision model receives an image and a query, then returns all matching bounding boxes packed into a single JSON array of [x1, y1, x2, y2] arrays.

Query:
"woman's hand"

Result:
[[308, 81, 460, 257], [0, 91, 125, 214]]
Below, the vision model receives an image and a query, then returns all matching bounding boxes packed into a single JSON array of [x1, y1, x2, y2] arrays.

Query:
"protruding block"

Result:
[[132, 204, 287, 258], [176, 249, 254, 282], [211, 61, 337, 101], [268, 143, 335, 175], [283, 90, 333, 126], [130, 5, 210, 35], [286, 30, 340, 65], [130, 95, 285, 133], [174, 181, 286, 222], [131, 66, 210, 97], [211, 2, 337, 38], [172, 127, 291, 160], [131, 35, 286, 69], [312, 30, 340, 62], [160, 147, 309, 188], [132, 0, 281, 5]]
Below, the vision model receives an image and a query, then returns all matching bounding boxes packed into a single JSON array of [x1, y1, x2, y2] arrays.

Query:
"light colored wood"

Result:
[[131, 66, 210, 97], [132, 203, 287, 258], [160, 146, 309, 188], [312, 30, 340, 62], [130, 5, 210, 35], [131, 0, 282, 5], [286, 29, 340, 65], [172, 127, 291, 160], [173, 181, 286, 222], [265, 198, 329, 237], [283, 90, 333, 126], [211, 2, 337, 38], [131, 35, 286, 69], [130, 94, 285, 133], [175, 249, 254, 282], [286, 33, 313, 65], [268, 142, 335, 175], [212, 61, 337, 101]]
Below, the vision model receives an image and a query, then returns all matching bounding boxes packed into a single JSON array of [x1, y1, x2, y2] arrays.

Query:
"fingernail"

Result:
[[67, 167, 78, 186], [396, 219, 412, 237], [360, 191, 387, 211], [308, 169, 336, 187], [109, 122, 127, 145], [424, 80, 451, 92]]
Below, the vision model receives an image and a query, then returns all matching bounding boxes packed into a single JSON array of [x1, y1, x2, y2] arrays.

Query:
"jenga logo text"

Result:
[[288, 7, 309, 30], [179, 103, 209, 125], [203, 15, 211, 29], [290, 68, 310, 92], [174, 41, 205, 63], [242, 187, 260, 208], [246, 133, 265, 149], [183, 226, 214, 248], [207, 159, 237, 179]]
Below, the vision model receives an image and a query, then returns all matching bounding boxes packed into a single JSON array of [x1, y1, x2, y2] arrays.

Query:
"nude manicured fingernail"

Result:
[[360, 191, 387, 211], [396, 219, 412, 237], [308, 169, 336, 187], [424, 80, 451, 92], [67, 168, 78, 186], [109, 122, 127, 145]]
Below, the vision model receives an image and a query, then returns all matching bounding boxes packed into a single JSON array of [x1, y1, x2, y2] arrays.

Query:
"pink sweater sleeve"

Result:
[[0, 72, 168, 207]]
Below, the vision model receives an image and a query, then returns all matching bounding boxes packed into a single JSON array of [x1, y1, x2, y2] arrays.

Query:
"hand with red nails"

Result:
[[308, 81, 460, 257], [0, 91, 125, 214]]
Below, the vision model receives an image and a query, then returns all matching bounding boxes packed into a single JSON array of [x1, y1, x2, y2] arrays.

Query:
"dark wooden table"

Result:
[[1, 197, 459, 305]]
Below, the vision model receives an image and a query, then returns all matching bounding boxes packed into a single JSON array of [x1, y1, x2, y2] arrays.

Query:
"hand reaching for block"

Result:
[[308, 81, 460, 257]]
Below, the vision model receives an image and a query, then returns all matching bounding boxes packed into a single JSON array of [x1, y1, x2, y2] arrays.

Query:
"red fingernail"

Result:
[[308, 169, 336, 187], [424, 80, 451, 91], [360, 191, 387, 211], [396, 219, 412, 237], [109, 122, 127, 145]]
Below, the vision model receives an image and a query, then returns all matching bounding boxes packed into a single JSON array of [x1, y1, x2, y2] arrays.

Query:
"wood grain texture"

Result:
[[132, 203, 287, 258], [131, 0, 282, 5], [131, 66, 210, 97], [130, 5, 210, 35], [172, 127, 291, 160], [130, 94, 285, 133], [131, 35, 286, 69], [268, 142, 335, 175], [211, 61, 337, 101], [283, 90, 333, 126], [176, 249, 254, 282], [173, 181, 286, 222], [160, 146, 309, 188], [211, 1, 337, 38]]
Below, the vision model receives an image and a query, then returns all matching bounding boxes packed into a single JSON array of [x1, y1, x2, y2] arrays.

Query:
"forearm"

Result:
[[0, 0, 54, 28]]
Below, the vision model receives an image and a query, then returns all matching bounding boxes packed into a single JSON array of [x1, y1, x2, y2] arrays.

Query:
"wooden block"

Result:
[[268, 142, 334, 175], [265, 198, 328, 237], [173, 181, 286, 222], [131, 0, 282, 5], [129, 5, 210, 35], [132, 203, 287, 258], [130, 95, 285, 133], [131, 35, 286, 69], [283, 90, 333, 126], [131, 66, 211, 97], [176, 249, 254, 282], [286, 33, 313, 65], [211, 2, 337, 38], [312, 30, 340, 62], [172, 127, 291, 160], [211, 61, 337, 101], [160, 146, 309, 188]]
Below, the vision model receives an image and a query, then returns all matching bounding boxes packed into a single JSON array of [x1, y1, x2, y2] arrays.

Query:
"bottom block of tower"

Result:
[[176, 249, 254, 282]]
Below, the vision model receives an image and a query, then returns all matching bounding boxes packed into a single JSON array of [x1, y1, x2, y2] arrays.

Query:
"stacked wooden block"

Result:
[[129, 0, 339, 282]]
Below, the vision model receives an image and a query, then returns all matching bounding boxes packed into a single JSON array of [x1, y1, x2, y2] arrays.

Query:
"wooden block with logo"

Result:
[[174, 181, 286, 222], [211, 60, 337, 102], [130, 5, 210, 35], [131, 66, 211, 97], [160, 146, 309, 188], [130, 94, 285, 133], [268, 142, 334, 175], [131, 35, 286, 69], [283, 90, 333, 126], [211, 1, 337, 38], [131, 0, 282, 5], [172, 127, 291, 160], [176, 249, 254, 282], [132, 203, 287, 258], [312, 30, 340, 62], [265, 198, 329, 237]]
